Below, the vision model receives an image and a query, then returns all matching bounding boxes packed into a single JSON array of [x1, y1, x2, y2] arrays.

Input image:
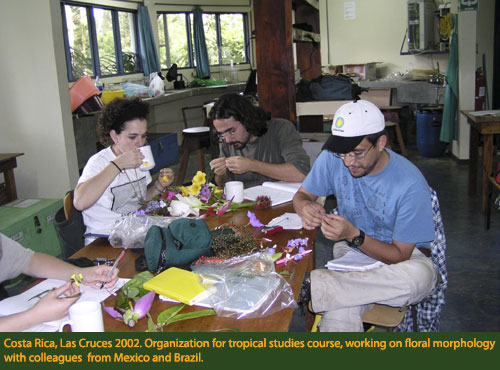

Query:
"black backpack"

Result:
[[297, 74, 364, 102]]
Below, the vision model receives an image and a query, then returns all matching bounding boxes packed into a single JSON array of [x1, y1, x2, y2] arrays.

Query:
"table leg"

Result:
[[468, 125, 479, 196], [482, 134, 494, 214], [4, 168, 18, 201]]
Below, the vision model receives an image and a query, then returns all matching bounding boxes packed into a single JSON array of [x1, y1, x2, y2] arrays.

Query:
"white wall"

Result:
[[319, 0, 452, 77], [0, 0, 78, 199]]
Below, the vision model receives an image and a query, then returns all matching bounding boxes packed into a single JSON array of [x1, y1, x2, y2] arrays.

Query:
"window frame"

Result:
[[157, 10, 250, 70], [61, 1, 143, 81]]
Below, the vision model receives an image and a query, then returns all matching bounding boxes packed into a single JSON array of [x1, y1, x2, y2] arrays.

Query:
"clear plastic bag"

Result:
[[122, 82, 152, 98], [109, 214, 177, 248], [191, 252, 296, 319]]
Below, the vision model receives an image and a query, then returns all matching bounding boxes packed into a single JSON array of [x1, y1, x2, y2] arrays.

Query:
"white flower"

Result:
[[167, 195, 202, 217]]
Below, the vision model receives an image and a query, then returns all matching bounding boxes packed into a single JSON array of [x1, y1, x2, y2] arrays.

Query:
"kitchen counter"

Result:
[[359, 80, 445, 105]]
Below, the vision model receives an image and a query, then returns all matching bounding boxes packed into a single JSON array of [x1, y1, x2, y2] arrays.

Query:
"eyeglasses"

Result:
[[217, 123, 240, 140], [333, 144, 374, 160]]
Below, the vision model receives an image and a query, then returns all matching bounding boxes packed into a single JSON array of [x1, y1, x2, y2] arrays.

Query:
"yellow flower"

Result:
[[180, 186, 189, 197], [192, 171, 206, 185], [188, 183, 201, 196]]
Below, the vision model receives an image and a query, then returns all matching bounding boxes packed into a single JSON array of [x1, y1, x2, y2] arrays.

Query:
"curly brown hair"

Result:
[[97, 97, 150, 146]]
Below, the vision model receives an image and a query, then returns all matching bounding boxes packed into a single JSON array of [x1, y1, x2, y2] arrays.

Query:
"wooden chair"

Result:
[[360, 89, 408, 157], [176, 105, 211, 185], [54, 190, 86, 258], [63, 191, 73, 219]]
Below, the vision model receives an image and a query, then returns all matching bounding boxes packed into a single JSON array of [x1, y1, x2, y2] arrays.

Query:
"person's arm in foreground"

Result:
[[0, 253, 119, 332], [0, 282, 79, 332]]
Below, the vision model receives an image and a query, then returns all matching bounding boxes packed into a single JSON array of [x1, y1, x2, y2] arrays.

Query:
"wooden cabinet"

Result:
[[253, 0, 321, 126]]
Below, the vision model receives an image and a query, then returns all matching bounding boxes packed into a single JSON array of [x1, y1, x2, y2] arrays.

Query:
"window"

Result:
[[157, 11, 249, 70], [61, 2, 142, 81]]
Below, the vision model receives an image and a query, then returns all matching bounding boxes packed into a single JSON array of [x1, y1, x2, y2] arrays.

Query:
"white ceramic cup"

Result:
[[58, 301, 104, 332], [224, 181, 244, 203], [139, 145, 155, 171]]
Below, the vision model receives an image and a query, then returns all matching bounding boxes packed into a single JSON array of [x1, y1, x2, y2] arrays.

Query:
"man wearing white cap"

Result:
[[293, 100, 437, 332]]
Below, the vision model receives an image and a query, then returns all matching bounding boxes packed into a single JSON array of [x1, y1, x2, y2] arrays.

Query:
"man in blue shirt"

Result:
[[293, 100, 437, 331]]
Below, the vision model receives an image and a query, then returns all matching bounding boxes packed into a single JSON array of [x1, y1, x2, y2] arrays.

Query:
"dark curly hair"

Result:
[[209, 93, 270, 137], [97, 97, 149, 146]]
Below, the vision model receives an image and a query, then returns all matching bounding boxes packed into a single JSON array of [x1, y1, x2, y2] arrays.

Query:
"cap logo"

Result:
[[334, 117, 344, 129]]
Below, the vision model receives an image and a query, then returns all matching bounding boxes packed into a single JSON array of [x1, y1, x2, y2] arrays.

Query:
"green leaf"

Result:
[[279, 270, 291, 276], [212, 327, 241, 332], [229, 202, 255, 210], [146, 315, 158, 332], [272, 252, 283, 261], [157, 304, 186, 327], [166, 309, 216, 325]]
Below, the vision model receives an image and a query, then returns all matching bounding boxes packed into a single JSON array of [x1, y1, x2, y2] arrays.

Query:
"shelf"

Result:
[[292, 0, 319, 11], [400, 50, 449, 56], [293, 28, 320, 43]]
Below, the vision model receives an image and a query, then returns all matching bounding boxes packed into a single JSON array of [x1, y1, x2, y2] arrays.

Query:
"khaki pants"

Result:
[[311, 242, 437, 332]]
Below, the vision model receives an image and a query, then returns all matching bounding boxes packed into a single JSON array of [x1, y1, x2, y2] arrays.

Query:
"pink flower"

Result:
[[103, 291, 155, 327], [217, 197, 233, 218]]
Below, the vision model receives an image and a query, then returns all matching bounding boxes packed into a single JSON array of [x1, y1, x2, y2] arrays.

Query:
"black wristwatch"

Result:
[[351, 230, 365, 247]]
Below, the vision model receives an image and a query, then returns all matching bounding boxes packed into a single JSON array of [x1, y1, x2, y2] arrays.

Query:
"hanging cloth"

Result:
[[193, 6, 211, 79], [440, 14, 458, 143], [138, 5, 161, 77]]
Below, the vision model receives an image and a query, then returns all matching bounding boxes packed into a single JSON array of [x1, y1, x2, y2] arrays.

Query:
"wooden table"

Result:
[[461, 111, 500, 213], [73, 202, 316, 332], [0, 153, 24, 206]]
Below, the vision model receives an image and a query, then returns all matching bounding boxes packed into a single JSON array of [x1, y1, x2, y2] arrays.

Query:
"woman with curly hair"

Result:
[[74, 98, 174, 245]]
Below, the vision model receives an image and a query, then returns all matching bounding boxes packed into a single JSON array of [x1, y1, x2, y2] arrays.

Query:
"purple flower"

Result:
[[135, 209, 146, 215], [103, 291, 155, 327], [294, 254, 303, 261], [287, 238, 309, 248], [102, 305, 123, 319], [268, 246, 276, 254], [247, 211, 264, 227], [199, 184, 212, 202]]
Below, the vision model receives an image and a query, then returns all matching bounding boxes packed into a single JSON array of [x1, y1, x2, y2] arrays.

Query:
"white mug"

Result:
[[139, 145, 155, 171], [59, 301, 104, 332], [224, 181, 244, 203]]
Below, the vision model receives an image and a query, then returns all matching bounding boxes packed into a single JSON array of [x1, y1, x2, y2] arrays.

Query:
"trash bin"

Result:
[[416, 108, 447, 157]]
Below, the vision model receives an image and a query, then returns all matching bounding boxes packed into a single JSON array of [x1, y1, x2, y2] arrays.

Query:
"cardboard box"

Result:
[[343, 62, 379, 80]]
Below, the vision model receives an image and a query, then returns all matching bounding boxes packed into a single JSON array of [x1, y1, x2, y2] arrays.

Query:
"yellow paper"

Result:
[[143, 267, 213, 306]]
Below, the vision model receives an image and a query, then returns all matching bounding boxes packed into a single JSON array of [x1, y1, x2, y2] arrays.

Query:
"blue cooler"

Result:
[[416, 108, 447, 157]]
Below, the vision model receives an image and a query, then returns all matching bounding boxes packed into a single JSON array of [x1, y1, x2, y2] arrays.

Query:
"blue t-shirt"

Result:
[[302, 149, 434, 247]]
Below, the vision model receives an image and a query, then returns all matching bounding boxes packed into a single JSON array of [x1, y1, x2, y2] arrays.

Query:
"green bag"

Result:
[[144, 218, 212, 273]]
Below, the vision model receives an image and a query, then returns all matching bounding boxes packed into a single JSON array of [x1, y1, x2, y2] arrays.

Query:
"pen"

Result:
[[100, 247, 127, 289]]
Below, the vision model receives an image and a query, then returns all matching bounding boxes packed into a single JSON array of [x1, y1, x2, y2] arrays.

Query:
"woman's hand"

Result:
[[29, 282, 80, 323], [114, 149, 144, 170], [158, 168, 175, 188], [81, 265, 119, 290]]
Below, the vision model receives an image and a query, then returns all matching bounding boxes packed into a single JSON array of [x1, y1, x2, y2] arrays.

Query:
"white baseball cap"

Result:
[[322, 100, 385, 154]]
